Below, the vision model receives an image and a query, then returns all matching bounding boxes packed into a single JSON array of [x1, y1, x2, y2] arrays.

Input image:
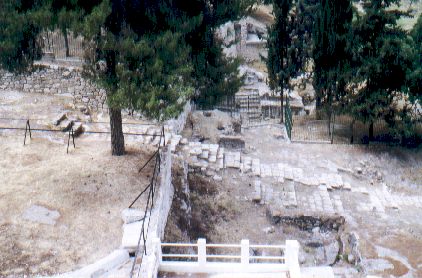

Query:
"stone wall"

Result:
[[0, 64, 107, 111], [140, 146, 174, 278]]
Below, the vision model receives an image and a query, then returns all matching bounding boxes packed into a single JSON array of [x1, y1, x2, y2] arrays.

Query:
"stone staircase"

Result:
[[236, 89, 261, 123]]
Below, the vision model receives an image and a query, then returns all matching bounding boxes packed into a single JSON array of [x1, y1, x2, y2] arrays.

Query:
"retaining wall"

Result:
[[0, 64, 106, 111]]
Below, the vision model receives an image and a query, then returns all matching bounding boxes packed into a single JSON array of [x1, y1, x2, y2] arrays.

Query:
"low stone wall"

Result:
[[140, 146, 174, 278], [165, 101, 192, 135], [0, 64, 106, 111]]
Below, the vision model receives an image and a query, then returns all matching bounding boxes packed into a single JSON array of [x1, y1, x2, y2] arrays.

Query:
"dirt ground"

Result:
[[0, 90, 155, 276]]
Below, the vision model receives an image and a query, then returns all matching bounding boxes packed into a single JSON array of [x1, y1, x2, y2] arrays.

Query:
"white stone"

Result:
[[121, 218, 150, 251], [200, 150, 209, 159], [121, 208, 144, 224], [22, 205, 60, 225], [213, 175, 223, 182]]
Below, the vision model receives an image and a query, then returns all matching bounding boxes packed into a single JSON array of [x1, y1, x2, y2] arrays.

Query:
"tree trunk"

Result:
[[109, 108, 125, 156], [63, 29, 70, 58], [369, 121, 374, 142], [280, 89, 284, 123]]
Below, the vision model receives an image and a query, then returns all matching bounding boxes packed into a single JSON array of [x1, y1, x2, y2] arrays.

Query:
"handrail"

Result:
[[250, 244, 286, 249], [206, 255, 241, 259], [155, 239, 301, 277], [206, 243, 242, 248], [162, 254, 199, 258], [161, 243, 198, 247]]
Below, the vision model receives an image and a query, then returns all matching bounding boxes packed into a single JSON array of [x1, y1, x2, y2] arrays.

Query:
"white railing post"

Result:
[[198, 238, 206, 267], [241, 239, 250, 265], [286, 240, 301, 278]]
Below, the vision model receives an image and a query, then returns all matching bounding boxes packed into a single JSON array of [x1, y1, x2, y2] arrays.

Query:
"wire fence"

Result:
[[0, 117, 162, 152], [128, 128, 165, 278], [39, 30, 85, 59], [291, 112, 422, 146]]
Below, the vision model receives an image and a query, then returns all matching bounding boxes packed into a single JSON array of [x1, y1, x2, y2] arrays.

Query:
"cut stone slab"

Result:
[[252, 180, 262, 202], [22, 205, 60, 225], [121, 208, 144, 224], [121, 218, 150, 251]]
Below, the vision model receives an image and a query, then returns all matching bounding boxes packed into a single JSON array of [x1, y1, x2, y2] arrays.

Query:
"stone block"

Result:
[[121, 208, 144, 224], [200, 150, 209, 159], [218, 135, 245, 150], [208, 155, 217, 163], [252, 158, 261, 176], [121, 218, 150, 251]]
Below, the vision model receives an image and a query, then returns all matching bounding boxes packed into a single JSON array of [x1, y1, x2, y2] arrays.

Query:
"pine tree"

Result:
[[0, 0, 48, 72], [1, 0, 255, 156], [351, 0, 414, 140]]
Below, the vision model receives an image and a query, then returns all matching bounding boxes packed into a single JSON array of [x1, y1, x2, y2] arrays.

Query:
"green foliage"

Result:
[[182, 0, 255, 106], [350, 0, 414, 124], [313, 0, 353, 112], [266, 0, 294, 92], [0, 0, 48, 72], [407, 14, 422, 103]]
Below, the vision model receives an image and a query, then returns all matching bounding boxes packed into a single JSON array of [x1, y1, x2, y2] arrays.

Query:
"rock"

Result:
[[180, 138, 188, 145], [213, 175, 223, 182], [205, 170, 214, 177], [219, 136, 245, 150], [54, 113, 67, 126], [121, 208, 144, 224], [263, 226, 275, 234], [200, 150, 209, 159], [73, 124, 85, 137], [22, 205, 60, 225], [62, 71, 71, 78], [376, 171, 382, 181], [343, 182, 352, 191], [298, 252, 307, 264], [347, 254, 356, 264], [355, 167, 363, 174], [60, 120, 74, 132], [232, 119, 242, 133]]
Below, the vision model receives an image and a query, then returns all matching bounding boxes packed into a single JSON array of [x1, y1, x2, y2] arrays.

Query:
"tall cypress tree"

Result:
[[266, 0, 294, 123], [312, 0, 353, 115]]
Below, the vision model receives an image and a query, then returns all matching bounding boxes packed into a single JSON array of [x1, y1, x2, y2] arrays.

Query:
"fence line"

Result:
[[129, 128, 166, 278]]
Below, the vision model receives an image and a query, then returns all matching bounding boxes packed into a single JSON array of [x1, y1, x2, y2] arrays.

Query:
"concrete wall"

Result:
[[0, 64, 106, 111], [140, 145, 174, 278]]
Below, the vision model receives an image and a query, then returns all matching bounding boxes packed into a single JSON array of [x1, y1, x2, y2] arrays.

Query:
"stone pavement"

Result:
[[170, 138, 422, 220]]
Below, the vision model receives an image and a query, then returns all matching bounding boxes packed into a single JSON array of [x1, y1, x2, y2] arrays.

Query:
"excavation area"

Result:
[[163, 110, 422, 278], [0, 90, 154, 276]]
